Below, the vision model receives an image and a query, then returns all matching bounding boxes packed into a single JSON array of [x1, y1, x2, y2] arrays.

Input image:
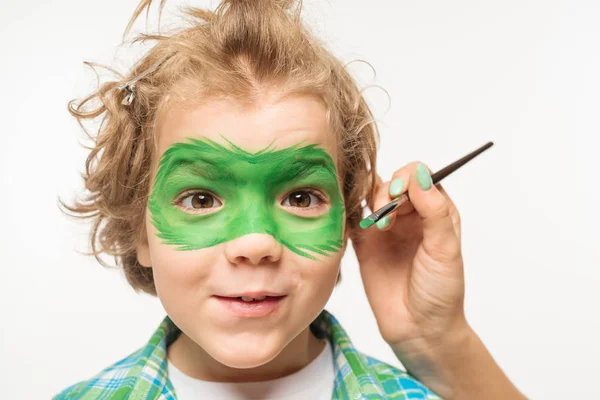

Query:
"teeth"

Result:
[[239, 295, 267, 301]]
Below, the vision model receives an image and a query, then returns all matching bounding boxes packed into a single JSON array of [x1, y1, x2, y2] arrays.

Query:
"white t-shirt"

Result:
[[167, 340, 334, 399]]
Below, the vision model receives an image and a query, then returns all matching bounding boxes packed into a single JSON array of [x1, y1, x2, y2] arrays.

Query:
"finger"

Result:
[[436, 184, 462, 243], [406, 162, 461, 261], [389, 162, 423, 217], [376, 162, 420, 231], [369, 179, 394, 230], [376, 171, 408, 231]]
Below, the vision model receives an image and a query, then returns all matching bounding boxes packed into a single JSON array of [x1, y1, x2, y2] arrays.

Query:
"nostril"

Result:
[[234, 255, 277, 265], [224, 233, 283, 265]]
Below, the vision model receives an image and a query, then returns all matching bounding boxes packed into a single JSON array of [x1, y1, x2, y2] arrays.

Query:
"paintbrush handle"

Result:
[[366, 141, 494, 223], [371, 193, 410, 220], [430, 141, 493, 184]]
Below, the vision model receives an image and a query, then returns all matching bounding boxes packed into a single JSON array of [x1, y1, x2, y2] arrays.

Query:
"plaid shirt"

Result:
[[54, 309, 443, 399]]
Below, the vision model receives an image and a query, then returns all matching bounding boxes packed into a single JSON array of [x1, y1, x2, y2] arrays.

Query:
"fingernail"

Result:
[[376, 215, 390, 230], [389, 178, 405, 197], [417, 163, 432, 190]]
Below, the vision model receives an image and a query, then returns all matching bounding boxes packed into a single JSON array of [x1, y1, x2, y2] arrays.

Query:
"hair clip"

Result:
[[114, 52, 175, 106], [116, 82, 136, 106]]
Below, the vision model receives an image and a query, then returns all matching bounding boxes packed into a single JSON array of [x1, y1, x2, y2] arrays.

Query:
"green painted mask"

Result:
[[148, 136, 345, 260]]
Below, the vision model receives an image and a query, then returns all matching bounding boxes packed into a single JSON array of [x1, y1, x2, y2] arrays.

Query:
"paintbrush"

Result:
[[360, 141, 494, 229]]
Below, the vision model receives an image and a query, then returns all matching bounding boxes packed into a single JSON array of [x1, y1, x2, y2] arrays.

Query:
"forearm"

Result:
[[391, 326, 527, 400]]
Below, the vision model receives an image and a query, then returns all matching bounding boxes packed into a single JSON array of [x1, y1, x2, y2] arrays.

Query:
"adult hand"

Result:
[[351, 162, 469, 351]]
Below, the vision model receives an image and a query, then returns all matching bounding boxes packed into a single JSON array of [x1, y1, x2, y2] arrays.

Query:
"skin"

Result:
[[134, 89, 525, 397], [351, 162, 527, 399], [136, 91, 348, 382], [147, 136, 344, 260]]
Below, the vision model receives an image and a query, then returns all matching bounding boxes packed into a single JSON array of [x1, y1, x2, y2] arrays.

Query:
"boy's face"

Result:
[[137, 92, 347, 372]]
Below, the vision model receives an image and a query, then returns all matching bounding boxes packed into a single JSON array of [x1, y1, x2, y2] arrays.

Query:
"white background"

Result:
[[1, 0, 598, 398]]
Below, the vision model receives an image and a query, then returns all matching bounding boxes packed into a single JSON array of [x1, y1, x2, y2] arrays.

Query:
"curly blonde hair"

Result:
[[60, 0, 380, 296]]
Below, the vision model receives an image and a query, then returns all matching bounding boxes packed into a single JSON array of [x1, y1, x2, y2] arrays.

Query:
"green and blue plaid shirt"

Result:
[[54, 309, 443, 399]]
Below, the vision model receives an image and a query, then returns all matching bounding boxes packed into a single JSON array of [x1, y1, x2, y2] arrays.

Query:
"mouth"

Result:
[[216, 292, 287, 302], [213, 295, 287, 317], [215, 295, 286, 303]]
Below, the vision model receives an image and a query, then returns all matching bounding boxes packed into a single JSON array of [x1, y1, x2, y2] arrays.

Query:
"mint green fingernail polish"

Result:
[[389, 178, 405, 197], [417, 163, 432, 190], [376, 215, 390, 230]]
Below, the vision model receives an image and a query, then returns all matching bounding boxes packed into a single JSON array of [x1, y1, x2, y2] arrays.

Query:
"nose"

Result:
[[224, 233, 283, 265]]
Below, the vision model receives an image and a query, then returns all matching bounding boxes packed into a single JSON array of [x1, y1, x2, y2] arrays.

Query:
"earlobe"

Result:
[[342, 218, 351, 242], [136, 212, 152, 267], [136, 241, 152, 267]]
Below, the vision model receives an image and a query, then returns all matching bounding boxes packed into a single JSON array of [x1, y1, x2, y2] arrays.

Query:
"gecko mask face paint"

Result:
[[148, 136, 345, 260]]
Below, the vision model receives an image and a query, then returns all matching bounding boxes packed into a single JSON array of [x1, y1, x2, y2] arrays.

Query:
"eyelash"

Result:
[[281, 188, 329, 214], [173, 188, 329, 215], [173, 189, 222, 214]]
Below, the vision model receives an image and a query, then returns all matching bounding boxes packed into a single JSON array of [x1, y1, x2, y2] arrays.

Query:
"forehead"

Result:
[[155, 92, 338, 169]]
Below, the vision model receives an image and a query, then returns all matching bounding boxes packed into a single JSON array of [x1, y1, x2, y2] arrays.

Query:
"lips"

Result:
[[236, 295, 270, 301], [217, 292, 287, 300], [216, 294, 286, 302], [214, 295, 287, 317]]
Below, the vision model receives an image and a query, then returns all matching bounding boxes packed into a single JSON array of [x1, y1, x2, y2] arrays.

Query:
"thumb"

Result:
[[409, 163, 461, 262]]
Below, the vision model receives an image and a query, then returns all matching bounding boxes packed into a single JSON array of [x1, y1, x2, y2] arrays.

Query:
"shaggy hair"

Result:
[[60, 0, 380, 295]]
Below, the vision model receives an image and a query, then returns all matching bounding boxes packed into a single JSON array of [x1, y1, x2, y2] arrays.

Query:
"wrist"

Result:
[[390, 315, 474, 359], [389, 319, 476, 399], [390, 322, 527, 400]]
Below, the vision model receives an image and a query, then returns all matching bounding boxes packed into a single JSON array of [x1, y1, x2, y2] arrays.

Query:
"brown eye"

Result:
[[284, 190, 323, 208], [191, 193, 213, 208], [179, 192, 222, 210], [289, 191, 311, 207]]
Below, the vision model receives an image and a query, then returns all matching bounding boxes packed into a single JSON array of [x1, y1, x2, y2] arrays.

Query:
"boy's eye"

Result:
[[177, 191, 223, 212], [281, 189, 326, 209], [173, 188, 328, 215]]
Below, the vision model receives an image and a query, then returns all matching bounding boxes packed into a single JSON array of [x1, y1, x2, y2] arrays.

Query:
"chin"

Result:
[[199, 329, 286, 368], [209, 341, 282, 369]]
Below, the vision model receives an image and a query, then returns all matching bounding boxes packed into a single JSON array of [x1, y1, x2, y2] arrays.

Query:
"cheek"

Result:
[[295, 252, 342, 302], [146, 221, 218, 299]]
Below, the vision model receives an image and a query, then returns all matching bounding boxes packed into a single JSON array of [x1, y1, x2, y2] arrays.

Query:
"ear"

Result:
[[136, 240, 152, 267], [340, 217, 351, 252], [136, 210, 153, 267], [342, 226, 350, 245]]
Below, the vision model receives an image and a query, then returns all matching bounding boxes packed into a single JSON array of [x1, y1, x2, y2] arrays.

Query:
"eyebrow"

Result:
[[265, 156, 338, 186], [166, 155, 337, 185], [168, 159, 238, 182]]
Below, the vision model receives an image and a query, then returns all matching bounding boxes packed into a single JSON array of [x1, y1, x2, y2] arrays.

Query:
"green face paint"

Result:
[[148, 136, 345, 260]]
